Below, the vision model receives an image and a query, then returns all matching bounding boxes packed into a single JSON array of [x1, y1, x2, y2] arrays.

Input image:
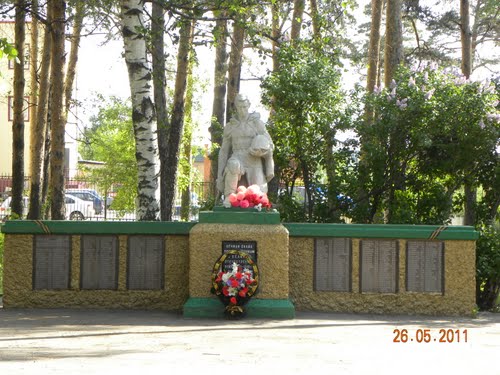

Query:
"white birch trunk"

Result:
[[121, 0, 159, 220]]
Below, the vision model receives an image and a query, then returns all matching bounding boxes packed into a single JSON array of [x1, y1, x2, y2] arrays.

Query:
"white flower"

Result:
[[390, 79, 397, 89], [255, 203, 262, 211], [478, 120, 486, 129], [408, 77, 416, 87], [396, 98, 408, 109], [425, 89, 435, 100], [222, 273, 230, 282]]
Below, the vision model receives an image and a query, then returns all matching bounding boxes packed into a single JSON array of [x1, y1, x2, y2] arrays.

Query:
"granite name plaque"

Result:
[[314, 238, 351, 292], [406, 241, 443, 293], [34, 235, 71, 290], [360, 240, 398, 293], [127, 236, 164, 290], [81, 235, 118, 290], [222, 241, 257, 274]]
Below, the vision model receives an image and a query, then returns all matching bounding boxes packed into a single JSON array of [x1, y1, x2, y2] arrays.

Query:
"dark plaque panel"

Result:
[[361, 240, 398, 293], [315, 238, 351, 292], [407, 241, 443, 293], [127, 236, 164, 290], [34, 235, 71, 290], [222, 241, 257, 274], [81, 235, 118, 290]]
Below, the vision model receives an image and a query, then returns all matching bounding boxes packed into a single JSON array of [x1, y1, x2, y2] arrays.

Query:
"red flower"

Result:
[[239, 287, 248, 297], [229, 278, 239, 288], [235, 272, 243, 279], [230, 297, 237, 305], [222, 286, 229, 296]]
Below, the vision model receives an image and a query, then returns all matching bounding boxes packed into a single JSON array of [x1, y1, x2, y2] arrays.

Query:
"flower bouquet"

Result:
[[211, 250, 259, 318], [226, 184, 271, 210]]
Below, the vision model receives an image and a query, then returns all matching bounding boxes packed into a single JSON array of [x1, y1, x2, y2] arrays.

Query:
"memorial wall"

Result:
[[1, 220, 477, 316], [287, 224, 476, 316]]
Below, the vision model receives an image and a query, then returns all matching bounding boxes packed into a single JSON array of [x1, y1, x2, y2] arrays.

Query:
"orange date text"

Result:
[[393, 328, 468, 343]]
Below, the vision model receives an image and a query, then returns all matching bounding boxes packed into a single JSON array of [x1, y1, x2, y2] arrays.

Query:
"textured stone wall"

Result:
[[289, 238, 476, 316], [3, 230, 476, 316], [3, 234, 189, 310], [189, 223, 289, 299]]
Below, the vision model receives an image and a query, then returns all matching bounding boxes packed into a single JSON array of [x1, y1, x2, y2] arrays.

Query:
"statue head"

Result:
[[234, 94, 250, 119]]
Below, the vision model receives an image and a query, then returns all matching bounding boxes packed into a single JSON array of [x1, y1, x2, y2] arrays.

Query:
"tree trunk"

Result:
[[271, 1, 280, 72], [28, 1, 51, 220], [366, 0, 383, 97], [460, 0, 472, 78], [11, 0, 26, 218], [163, 20, 195, 221], [121, 0, 159, 221], [310, 0, 320, 39], [384, 0, 403, 87], [461, 0, 476, 226], [209, 17, 227, 194], [226, 20, 245, 123], [49, 0, 66, 220], [291, 0, 305, 40], [64, 1, 84, 117], [267, 3, 282, 198], [151, 1, 170, 221], [180, 53, 195, 221]]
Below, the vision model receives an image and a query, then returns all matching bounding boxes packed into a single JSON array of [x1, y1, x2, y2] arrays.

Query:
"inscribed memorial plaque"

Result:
[[314, 238, 351, 292], [34, 235, 71, 290], [127, 236, 164, 290], [407, 241, 443, 293], [81, 235, 118, 290], [360, 240, 398, 293], [221, 241, 257, 274]]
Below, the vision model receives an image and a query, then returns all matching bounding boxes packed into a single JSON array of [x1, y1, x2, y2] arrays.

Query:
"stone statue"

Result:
[[217, 94, 274, 207]]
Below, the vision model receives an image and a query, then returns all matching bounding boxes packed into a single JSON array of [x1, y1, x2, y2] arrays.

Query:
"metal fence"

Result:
[[0, 174, 213, 222]]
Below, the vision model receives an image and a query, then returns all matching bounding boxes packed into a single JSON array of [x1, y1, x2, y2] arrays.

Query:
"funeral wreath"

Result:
[[211, 250, 259, 318]]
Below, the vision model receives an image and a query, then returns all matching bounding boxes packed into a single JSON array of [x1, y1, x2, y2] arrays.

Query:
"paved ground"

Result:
[[0, 304, 499, 374]]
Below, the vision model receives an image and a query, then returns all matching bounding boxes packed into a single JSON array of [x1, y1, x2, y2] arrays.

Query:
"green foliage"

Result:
[[354, 63, 500, 224], [0, 37, 17, 61], [79, 96, 137, 213], [476, 226, 500, 310], [261, 39, 345, 222]]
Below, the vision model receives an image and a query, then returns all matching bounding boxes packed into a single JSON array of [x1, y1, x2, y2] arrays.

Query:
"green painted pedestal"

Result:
[[183, 297, 295, 319]]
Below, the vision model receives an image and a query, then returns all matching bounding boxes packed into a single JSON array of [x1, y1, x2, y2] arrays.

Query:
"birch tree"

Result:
[[121, 0, 159, 221]]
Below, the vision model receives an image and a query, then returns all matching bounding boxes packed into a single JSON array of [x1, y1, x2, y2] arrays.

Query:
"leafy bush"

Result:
[[476, 225, 500, 310]]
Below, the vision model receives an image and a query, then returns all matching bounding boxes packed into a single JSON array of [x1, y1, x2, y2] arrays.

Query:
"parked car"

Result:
[[65, 194, 97, 220], [65, 189, 103, 215], [0, 196, 29, 222], [0, 194, 96, 221]]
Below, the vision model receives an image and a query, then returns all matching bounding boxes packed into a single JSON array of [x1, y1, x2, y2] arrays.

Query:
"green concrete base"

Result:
[[183, 297, 295, 319], [198, 207, 281, 225]]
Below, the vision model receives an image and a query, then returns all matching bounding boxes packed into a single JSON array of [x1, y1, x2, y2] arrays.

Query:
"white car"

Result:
[[0, 196, 29, 222], [0, 194, 96, 221], [65, 194, 96, 220]]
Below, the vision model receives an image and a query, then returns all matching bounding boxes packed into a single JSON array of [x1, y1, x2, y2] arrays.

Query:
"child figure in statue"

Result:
[[216, 94, 275, 207]]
